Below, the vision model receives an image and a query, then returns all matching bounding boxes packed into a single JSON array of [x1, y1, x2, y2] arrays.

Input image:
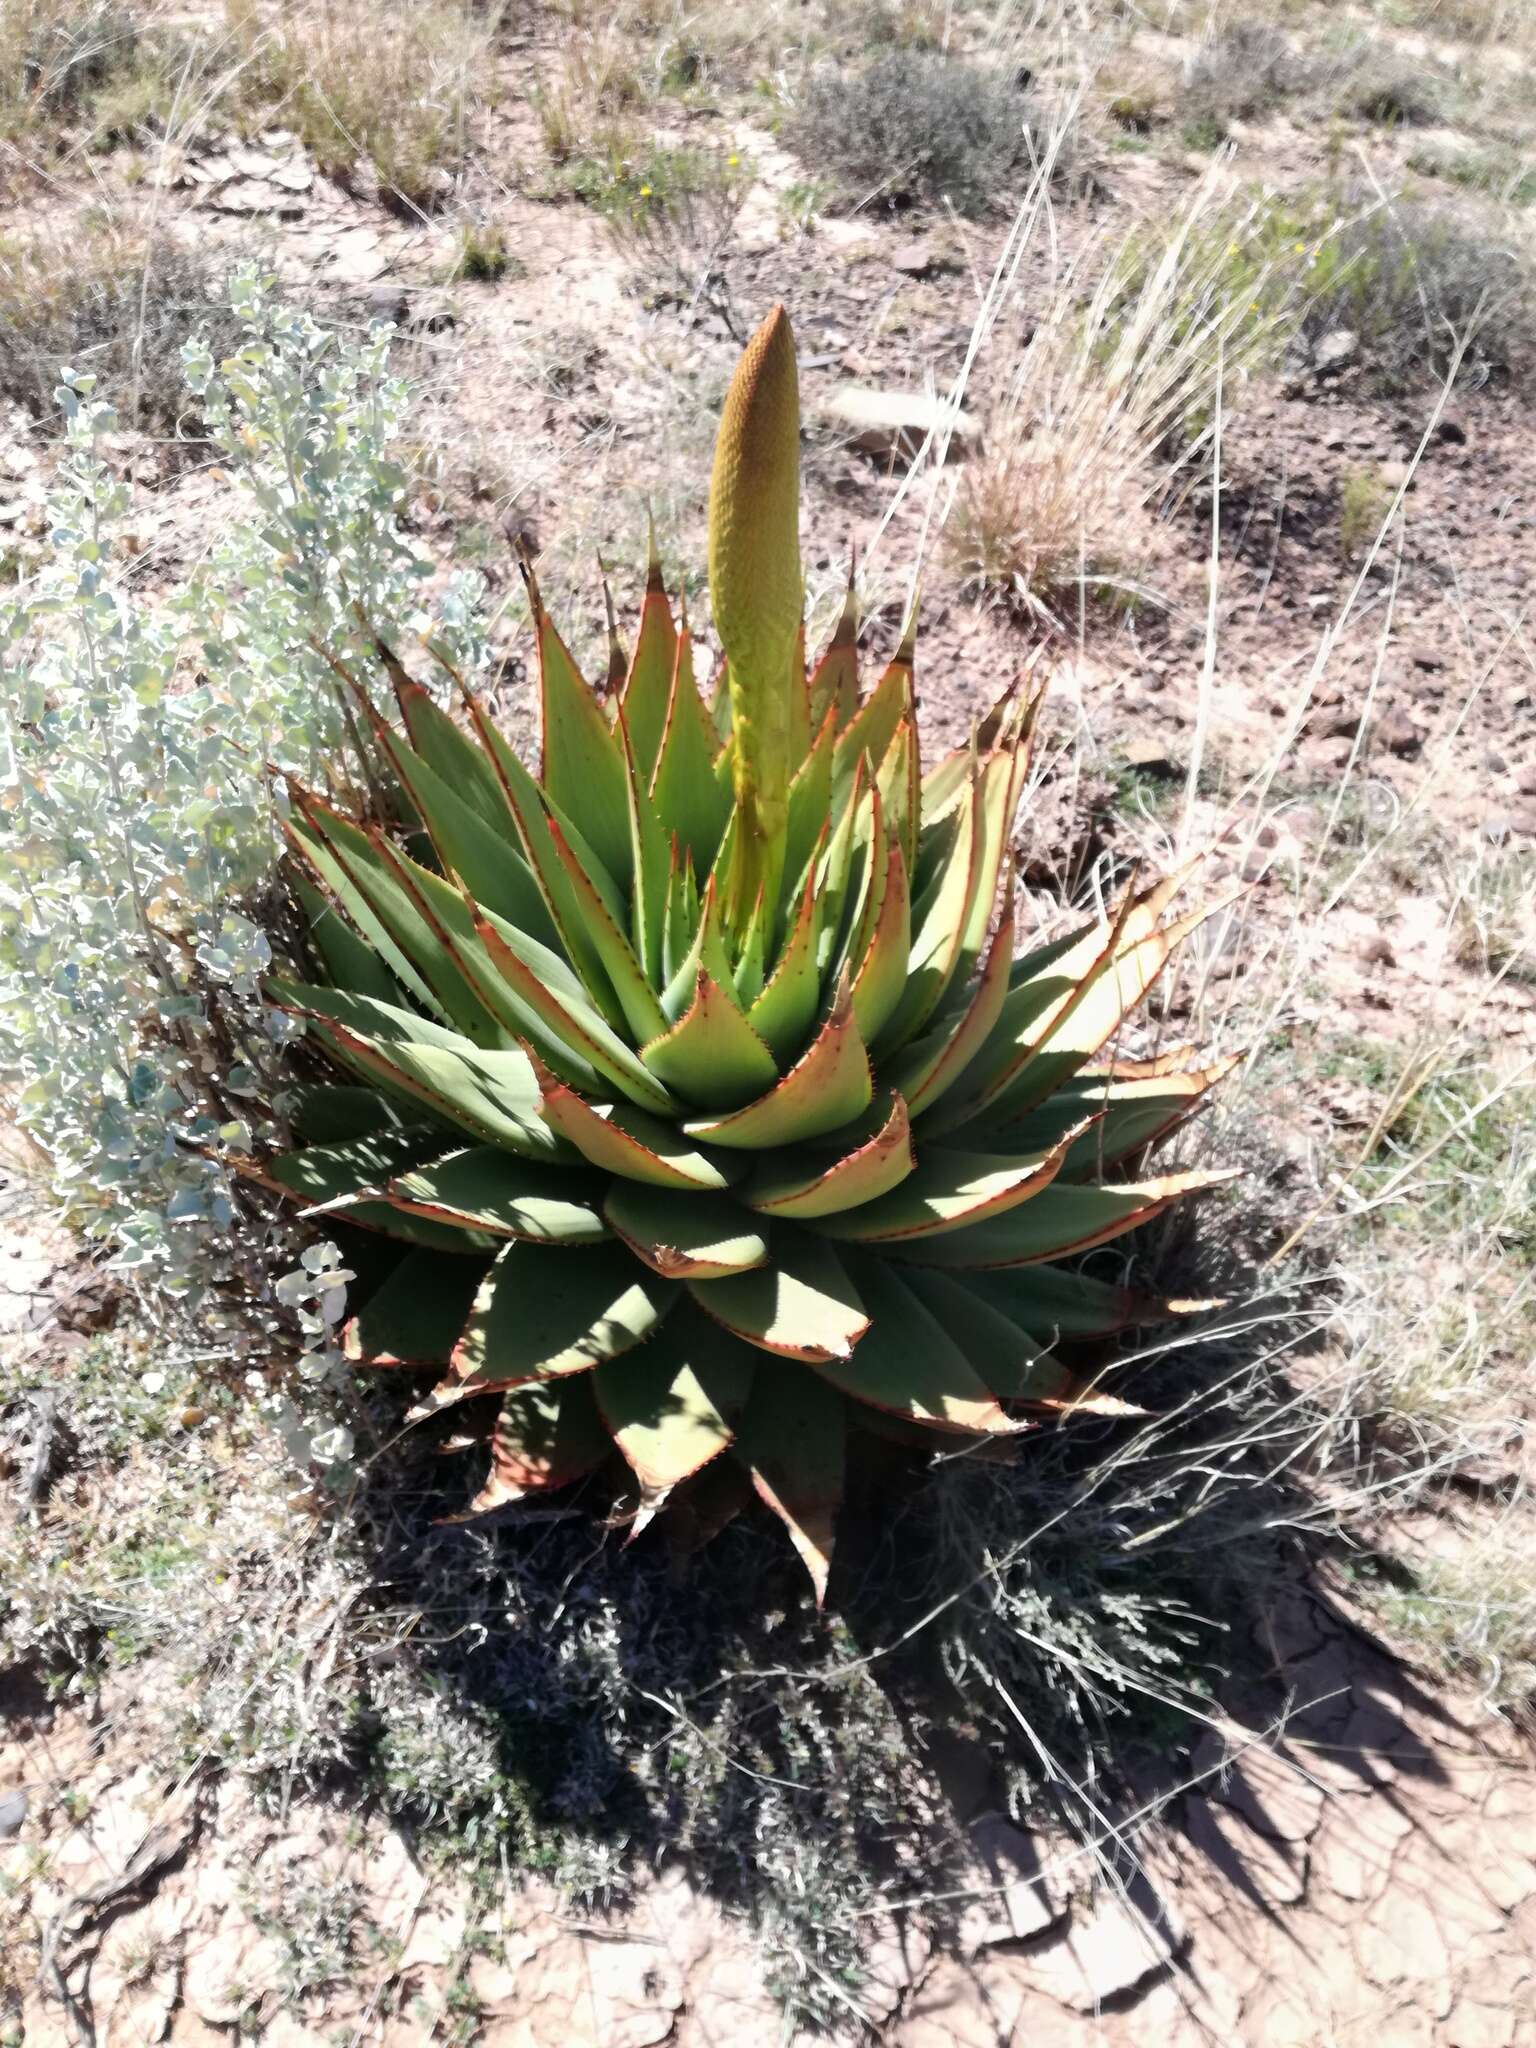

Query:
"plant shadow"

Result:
[[334, 1135, 1455, 2025]]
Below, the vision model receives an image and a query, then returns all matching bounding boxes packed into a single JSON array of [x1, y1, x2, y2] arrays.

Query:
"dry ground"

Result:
[[1, 0, 1534, 2041]]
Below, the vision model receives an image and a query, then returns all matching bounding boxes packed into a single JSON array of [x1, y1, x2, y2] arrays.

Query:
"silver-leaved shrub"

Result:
[[0, 270, 487, 1300]]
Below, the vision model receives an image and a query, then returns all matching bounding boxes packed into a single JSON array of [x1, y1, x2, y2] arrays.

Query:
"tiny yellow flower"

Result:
[[1294, 241, 1306, 253], [727, 153, 739, 166], [639, 183, 653, 197]]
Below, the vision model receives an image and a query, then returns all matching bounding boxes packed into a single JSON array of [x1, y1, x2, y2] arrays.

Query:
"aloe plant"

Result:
[[259, 305, 1238, 1596]]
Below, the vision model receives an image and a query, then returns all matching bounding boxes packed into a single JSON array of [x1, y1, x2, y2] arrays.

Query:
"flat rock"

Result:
[[889, 237, 962, 278], [821, 385, 981, 462], [1122, 736, 1182, 778], [323, 228, 390, 284], [1314, 328, 1359, 373], [207, 177, 306, 219], [1377, 711, 1422, 756]]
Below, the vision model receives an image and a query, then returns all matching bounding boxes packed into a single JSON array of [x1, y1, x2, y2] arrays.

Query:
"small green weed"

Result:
[[449, 218, 519, 283], [779, 177, 832, 234], [1339, 465, 1393, 558], [560, 138, 750, 311]]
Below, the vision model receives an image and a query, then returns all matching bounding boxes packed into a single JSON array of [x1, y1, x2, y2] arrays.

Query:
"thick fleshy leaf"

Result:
[[807, 578, 858, 733], [779, 707, 836, 933], [284, 811, 439, 1021], [651, 628, 731, 870], [743, 1093, 913, 1218], [883, 871, 1015, 1115], [884, 1167, 1241, 1268], [290, 793, 506, 1044], [833, 647, 910, 795], [415, 1238, 677, 1415], [366, 715, 558, 946], [731, 1362, 845, 1602], [987, 1054, 1243, 1175], [661, 875, 738, 1025], [256, 1128, 490, 1249], [618, 537, 679, 779], [545, 815, 668, 1044], [689, 1227, 868, 1361], [923, 871, 1198, 1134], [815, 1126, 1084, 1244], [879, 772, 980, 1047], [919, 678, 1021, 824], [344, 1249, 490, 1366], [285, 1082, 416, 1145], [462, 1376, 611, 1511], [614, 709, 669, 985], [604, 1182, 769, 1278], [955, 747, 1025, 986], [528, 563, 632, 886], [270, 1128, 438, 1207], [458, 683, 626, 1028], [640, 969, 780, 1110], [963, 1264, 1163, 1338], [817, 1258, 1015, 1433], [748, 867, 824, 1064], [387, 1147, 609, 1242], [899, 1267, 1074, 1402], [292, 876, 400, 1005], [528, 1052, 739, 1191], [876, 716, 920, 887], [472, 906, 676, 1113], [982, 889, 1244, 1124], [278, 1015, 547, 1155], [662, 840, 701, 989], [736, 892, 770, 1012], [849, 833, 910, 1046], [684, 974, 872, 1151], [270, 983, 563, 1144], [362, 834, 640, 1099], [813, 758, 868, 979], [393, 675, 518, 837], [594, 1309, 757, 1493], [668, 1455, 754, 1556]]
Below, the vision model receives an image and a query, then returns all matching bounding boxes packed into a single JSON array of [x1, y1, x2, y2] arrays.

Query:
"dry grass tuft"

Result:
[[0, 0, 142, 138], [220, 0, 501, 212], [949, 178, 1298, 623], [0, 222, 244, 435]]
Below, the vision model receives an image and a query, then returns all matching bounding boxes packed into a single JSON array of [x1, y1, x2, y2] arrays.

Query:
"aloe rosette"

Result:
[[258, 306, 1238, 1595]]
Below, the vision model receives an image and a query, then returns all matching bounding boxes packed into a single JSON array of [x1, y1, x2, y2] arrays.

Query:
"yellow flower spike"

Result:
[[708, 303, 803, 936]]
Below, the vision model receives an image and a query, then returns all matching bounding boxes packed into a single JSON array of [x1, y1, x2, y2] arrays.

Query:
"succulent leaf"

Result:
[[417, 1239, 677, 1417]]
